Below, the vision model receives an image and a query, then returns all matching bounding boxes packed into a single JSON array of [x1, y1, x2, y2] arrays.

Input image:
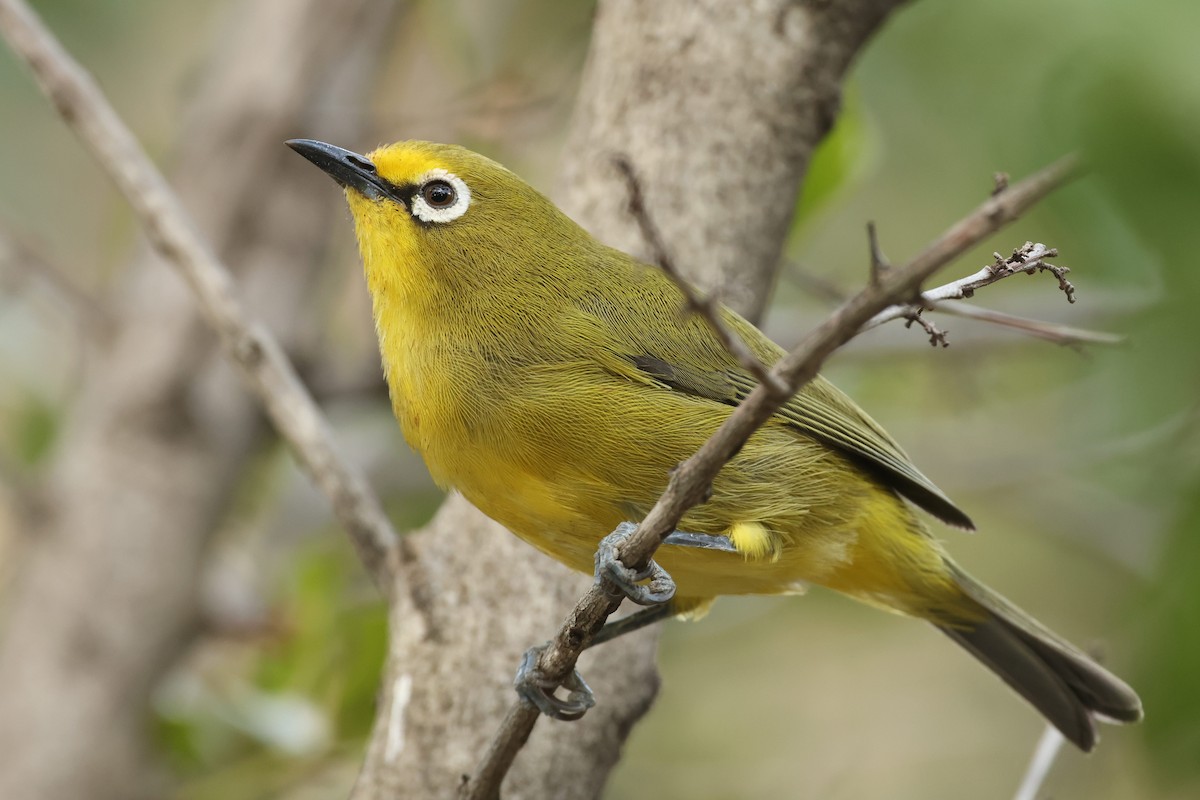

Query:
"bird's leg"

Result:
[[517, 524, 735, 718], [515, 522, 673, 719], [662, 531, 738, 553], [588, 530, 736, 647], [594, 522, 676, 605], [513, 644, 595, 720], [588, 604, 675, 647]]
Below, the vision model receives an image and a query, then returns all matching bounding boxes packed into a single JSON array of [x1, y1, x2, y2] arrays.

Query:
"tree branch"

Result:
[[779, 262, 1124, 349], [863, 235, 1080, 332], [867, 220, 891, 284], [780, 170, 1124, 352], [0, 0, 400, 588], [931, 299, 1124, 348], [460, 155, 1079, 800]]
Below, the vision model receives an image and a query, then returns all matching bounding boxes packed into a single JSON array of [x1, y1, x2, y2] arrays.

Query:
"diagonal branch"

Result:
[[0, 0, 401, 588], [460, 155, 1080, 800]]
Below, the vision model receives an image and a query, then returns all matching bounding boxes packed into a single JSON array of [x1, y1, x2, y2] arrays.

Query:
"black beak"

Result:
[[286, 139, 394, 201]]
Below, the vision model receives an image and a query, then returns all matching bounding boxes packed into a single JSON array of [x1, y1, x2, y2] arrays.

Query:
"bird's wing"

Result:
[[570, 275, 973, 530]]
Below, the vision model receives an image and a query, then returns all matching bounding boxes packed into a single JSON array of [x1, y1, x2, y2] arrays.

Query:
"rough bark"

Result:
[[561, 0, 908, 322], [0, 2, 397, 798], [353, 1, 905, 798]]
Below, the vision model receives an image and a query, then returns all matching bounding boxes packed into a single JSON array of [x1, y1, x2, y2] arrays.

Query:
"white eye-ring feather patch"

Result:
[[410, 168, 471, 224]]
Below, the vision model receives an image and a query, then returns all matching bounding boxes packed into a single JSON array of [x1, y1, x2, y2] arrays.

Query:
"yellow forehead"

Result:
[[367, 141, 473, 187]]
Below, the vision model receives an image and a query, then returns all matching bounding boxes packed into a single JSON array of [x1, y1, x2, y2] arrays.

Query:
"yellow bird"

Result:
[[289, 138, 1141, 750]]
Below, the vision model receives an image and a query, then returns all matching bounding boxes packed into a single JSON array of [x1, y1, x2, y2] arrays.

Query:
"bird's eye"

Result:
[[421, 180, 456, 208], [409, 170, 470, 223]]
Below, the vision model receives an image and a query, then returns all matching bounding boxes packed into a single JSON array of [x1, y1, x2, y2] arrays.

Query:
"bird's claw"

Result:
[[514, 643, 595, 721], [594, 522, 677, 606]]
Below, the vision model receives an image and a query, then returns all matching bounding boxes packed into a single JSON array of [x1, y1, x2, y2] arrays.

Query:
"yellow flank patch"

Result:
[[729, 521, 779, 562]]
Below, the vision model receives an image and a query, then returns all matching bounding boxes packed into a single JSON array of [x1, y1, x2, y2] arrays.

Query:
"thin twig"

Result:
[[785, 256, 1121, 350], [864, 239, 1079, 334], [934, 300, 1124, 347], [460, 155, 1081, 800], [867, 220, 890, 285], [902, 309, 949, 347], [0, 0, 401, 589], [612, 154, 790, 397], [1013, 725, 1066, 800]]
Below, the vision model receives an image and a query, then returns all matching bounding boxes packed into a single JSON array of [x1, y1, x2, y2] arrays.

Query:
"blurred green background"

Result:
[[1, 0, 1197, 798]]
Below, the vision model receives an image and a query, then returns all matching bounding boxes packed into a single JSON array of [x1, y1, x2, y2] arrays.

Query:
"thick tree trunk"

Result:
[[353, 1, 905, 797], [0, 2, 397, 798]]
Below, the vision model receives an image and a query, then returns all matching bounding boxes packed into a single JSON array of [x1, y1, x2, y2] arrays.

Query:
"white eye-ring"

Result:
[[410, 169, 471, 224]]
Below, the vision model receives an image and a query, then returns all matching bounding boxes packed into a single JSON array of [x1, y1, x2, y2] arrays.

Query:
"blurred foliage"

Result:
[[1, 0, 1197, 798], [792, 88, 877, 227], [156, 538, 387, 799], [2, 390, 57, 466], [1140, 482, 1200, 785]]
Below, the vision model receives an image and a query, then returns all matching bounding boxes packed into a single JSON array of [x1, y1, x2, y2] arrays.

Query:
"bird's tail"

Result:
[[937, 564, 1142, 751]]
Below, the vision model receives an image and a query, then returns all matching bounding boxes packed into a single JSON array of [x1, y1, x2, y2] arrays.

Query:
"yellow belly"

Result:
[[450, 437, 959, 621], [391, 354, 961, 620]]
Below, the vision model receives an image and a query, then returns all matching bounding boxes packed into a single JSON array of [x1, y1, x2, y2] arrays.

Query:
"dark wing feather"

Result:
[[725, 371, 973, 529]]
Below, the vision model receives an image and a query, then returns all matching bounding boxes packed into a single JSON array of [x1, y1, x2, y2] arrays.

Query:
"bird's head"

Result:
[[287, 139, 585, 304]]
